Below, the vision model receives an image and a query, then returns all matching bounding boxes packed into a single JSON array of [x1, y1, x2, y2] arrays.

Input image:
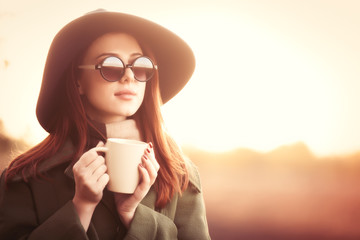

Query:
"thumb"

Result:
[[96, 141, 105, 147]]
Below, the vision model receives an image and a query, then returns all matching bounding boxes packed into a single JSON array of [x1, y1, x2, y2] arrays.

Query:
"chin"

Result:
[[116, 109, 138, 118], [111, 101, 142, 117]]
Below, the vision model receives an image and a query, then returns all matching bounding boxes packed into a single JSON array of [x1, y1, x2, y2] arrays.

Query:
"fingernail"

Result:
[[139, 163, 144, 168], [146, 148, 151, 154], [149, 142, 153, 148], [143, 155, 148, 160]]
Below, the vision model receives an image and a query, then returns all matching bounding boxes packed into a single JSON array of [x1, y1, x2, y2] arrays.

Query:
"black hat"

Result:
[[36, 10, 195, 133]]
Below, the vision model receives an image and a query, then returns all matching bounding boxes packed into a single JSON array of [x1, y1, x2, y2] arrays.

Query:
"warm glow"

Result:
[[1, 1, 360, 156], [1, 2, 360, 239]]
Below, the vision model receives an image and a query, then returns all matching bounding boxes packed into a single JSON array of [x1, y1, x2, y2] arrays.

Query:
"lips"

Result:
[[115, 89, 136, 96], [114, 89, 137, 100]]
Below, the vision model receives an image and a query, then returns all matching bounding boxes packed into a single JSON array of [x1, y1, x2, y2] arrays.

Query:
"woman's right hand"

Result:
[[72, 141, 109, 231]]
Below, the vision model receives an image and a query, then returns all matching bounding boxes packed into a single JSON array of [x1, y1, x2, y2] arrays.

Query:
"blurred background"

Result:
[[1, 0, 360, 239]]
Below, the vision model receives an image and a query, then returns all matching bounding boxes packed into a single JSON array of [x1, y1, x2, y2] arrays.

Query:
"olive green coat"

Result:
[[0, 140, 210, 239]]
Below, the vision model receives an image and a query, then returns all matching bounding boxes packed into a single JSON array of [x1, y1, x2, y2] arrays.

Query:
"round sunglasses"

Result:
[[78, 56, 157, 82]]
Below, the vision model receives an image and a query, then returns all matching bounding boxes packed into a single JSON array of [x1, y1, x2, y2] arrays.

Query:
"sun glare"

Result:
[[1, 1, 359, 156], [162, 13, 343, 155]]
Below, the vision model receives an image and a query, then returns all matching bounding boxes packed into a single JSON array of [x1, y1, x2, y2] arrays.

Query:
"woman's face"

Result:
[[78, 33, 146, 123]]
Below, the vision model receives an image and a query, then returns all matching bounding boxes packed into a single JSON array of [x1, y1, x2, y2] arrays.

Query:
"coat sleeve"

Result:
[[124, 160, 211, 240], [124, 203, 178, 240], [173, 161, 211, 240], [0, 170, 90, 240]]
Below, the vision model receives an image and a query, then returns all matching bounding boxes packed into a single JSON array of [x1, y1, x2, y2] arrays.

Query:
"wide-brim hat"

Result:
[[36, 10, 195, 133]]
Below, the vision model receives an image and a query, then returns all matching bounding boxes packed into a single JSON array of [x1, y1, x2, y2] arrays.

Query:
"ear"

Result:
[[77, 81, 84, 95]]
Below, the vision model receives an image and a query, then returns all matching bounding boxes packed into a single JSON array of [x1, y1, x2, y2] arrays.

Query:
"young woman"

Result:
[[0, 10, 210, 239]]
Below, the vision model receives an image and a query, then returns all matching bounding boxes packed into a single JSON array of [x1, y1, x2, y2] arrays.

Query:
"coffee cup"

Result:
[[94, 138, 148, 194]]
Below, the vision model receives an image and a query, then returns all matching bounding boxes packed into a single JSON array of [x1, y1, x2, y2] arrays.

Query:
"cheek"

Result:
[[79, 73, 105, 95], [80, 81, 112, 109], [138, 83, 147, 103], [78, 73, 93, 95]]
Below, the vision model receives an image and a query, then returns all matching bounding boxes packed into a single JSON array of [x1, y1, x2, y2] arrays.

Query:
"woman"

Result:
[[0, 10, 210, 240]]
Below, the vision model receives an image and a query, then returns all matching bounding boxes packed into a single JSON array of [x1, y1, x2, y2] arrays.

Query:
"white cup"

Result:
[[94, 138, 148, 194]]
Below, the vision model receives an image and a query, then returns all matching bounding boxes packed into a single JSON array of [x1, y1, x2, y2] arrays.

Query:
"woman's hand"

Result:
[[72, 141, 110, 231], [114, 142, 160, 228]]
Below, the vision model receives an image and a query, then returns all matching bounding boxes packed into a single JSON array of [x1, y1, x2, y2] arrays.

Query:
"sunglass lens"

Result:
[[101, 57, 125, 81], [133, 57, 154, 81]]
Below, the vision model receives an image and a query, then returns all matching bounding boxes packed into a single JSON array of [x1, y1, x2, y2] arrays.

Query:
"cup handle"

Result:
[[93, 147, 108, 153]]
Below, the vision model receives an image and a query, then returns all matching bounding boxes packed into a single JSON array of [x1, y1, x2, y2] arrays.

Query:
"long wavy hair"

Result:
[[5, 34, 189, 208]]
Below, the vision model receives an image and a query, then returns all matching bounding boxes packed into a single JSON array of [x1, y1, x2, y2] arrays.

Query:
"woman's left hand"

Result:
[[114, 142, 160, 228]]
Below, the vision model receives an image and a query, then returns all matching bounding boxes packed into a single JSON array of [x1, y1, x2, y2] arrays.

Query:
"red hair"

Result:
[[5, 36, 189, 208], [133, 43, 189, 207]]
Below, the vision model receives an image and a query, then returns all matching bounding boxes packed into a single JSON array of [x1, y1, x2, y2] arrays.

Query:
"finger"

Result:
[[136, 163, 151, 193], [92, 164, 107, 181], [144, 145, 160, 172], [75, 142, 104, 168], [87, 155, 105, 175], [86, 141, 106, 167], [141, 156, 157, 184], [97, 173, 110, 189], [74, 151, 96, 169]]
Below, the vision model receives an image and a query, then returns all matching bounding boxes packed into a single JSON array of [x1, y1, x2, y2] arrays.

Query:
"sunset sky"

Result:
[[0, 0, 359, 156]]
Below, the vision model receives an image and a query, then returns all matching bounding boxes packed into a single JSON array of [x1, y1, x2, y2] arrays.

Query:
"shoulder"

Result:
[[6, 139, 75, 183], [184, 157, 202, 193]]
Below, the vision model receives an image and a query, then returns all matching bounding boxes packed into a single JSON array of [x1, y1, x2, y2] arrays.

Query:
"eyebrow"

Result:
[[96, 52, 143, 60]]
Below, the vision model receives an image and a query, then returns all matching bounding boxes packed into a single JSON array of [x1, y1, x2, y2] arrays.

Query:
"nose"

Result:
[[119, 66, 135, 83]]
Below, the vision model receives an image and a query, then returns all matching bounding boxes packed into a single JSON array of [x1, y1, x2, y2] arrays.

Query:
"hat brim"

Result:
[[36, 11, 195, 133]]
